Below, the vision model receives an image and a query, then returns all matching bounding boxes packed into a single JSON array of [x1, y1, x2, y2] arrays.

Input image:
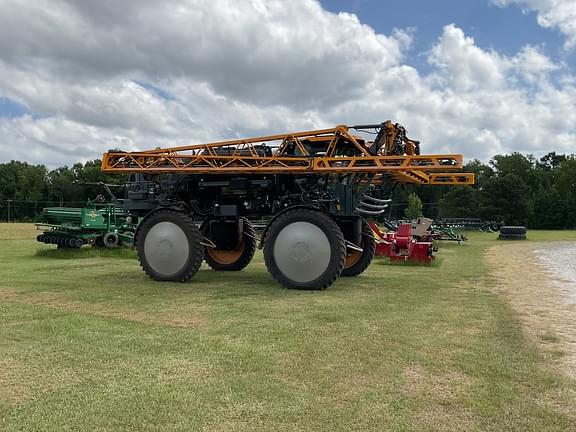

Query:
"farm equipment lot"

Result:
[[1, 224, 575, 431]]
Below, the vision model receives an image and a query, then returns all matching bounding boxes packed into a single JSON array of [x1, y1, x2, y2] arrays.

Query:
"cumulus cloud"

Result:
[[0, 0, 408, 107], [0, 0, 574, 168], [492, 0, 576, 49]]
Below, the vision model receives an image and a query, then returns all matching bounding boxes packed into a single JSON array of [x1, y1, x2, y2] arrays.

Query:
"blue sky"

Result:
[[321, 0, 571, 68], [0, 0, 575, 166], [0, 97, 29, 118]]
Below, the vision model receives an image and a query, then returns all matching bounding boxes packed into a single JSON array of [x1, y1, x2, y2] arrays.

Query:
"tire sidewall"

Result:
[[264, 209, 345, 290], [136, 210, 203, 281], [103, 232, 119, 248]]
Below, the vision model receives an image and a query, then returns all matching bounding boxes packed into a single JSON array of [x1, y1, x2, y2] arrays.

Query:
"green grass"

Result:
[[0, 225, 575, 431]]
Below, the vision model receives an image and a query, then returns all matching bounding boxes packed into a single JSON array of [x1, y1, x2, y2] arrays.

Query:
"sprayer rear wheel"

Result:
[[203, 218, 257, 271], [341, 219, 376, 277]]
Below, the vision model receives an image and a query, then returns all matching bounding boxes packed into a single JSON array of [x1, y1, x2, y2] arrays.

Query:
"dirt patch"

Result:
[[0, 357, 82, 405], [402, 365, 472, 401], [402, 365, 476, 431], [0, 358, 32, 403], [0, 288, 206, 328], [0, 287, 25, 299], [486, 243, 576, 378], [0, 224, 37, 240], [156, 358, 215, 384]]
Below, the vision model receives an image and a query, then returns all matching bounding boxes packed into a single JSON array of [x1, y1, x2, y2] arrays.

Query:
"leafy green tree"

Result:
[[537, 152, 566, 171], [531, 186, 567, 228], [555, 157, 576, 228], [490, 152, 543, 192], [44, 160, 127, 205], [464, 159, 494, 189], [46, 166, 81, 205], [404, 192, 423, 220], [439, 186, 479, 218], [480, 173, 532, 225], [491, 153, 534, 178], [0, 161, 47, 201]]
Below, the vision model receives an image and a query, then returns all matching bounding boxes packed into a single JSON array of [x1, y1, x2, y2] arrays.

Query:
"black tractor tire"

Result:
[[500, 226, 527, 235], [341, 219, 376, 277], [136, 210, 203, 282], [499, 233, 527, 240], [263, 208, 345, 290], [203, 218, 257, 271], [103, 232, 119, 248]]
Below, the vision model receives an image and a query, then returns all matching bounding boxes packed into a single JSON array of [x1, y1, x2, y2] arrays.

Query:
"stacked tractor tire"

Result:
[[498, 226, 527, 240]]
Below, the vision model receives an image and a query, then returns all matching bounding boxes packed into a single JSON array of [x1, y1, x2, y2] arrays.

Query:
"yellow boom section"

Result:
[[101, 124, 474, 186]]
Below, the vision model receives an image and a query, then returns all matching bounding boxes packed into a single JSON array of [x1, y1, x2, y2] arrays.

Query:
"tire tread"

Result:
[[136, 209, 203, 282], [500, 225, 527, 235], [341, 219, 376, 277], [263, 208, 345, 290]]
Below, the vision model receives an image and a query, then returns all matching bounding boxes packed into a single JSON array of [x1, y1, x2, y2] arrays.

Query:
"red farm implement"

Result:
[[368, 220, 435, 264]]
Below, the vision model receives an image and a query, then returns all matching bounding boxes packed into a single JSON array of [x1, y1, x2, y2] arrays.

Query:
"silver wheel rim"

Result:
[[273, 221, 331, 283], [144, 221, 189, 276]]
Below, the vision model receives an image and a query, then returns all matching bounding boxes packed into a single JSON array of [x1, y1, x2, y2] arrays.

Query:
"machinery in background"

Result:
[[380, 218, 468, 243], [35, 183, 139, 249], [435, 218, 502, 232], [368, 220, 435, 264]]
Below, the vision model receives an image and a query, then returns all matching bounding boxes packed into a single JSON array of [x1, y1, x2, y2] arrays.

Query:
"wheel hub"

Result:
[[144, 221, 189, 276], [290, 241, 312, 262], [273, 221, 331, 283]]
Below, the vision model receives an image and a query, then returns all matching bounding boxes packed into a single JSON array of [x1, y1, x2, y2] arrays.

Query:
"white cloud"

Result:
[[0, 0, 574, 169], [492, 0, 576, 49], [428, 24, 511, 92], [513, 45, 559, 83], [0, 0, 408, 107]]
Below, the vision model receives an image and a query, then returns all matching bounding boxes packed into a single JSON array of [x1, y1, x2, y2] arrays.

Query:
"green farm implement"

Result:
[[36, 186, 139, 249]]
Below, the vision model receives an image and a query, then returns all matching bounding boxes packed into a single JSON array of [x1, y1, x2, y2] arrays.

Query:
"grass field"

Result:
[[1, 224, 575, 431]]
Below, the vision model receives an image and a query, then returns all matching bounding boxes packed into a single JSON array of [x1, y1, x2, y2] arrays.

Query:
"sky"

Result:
[[0, 0, 575, 168]]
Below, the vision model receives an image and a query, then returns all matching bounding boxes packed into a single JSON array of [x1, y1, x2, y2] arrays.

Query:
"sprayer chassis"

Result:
[[103, 122, 474, 290]]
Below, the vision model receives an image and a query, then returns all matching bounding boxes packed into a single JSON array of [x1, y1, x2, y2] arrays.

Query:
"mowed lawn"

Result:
[[1, 224, 575, 431]]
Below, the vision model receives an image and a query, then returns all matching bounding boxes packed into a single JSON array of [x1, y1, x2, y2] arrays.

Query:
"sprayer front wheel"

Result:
[[136, 210, 203, 282], [263, 209, 345, 290]]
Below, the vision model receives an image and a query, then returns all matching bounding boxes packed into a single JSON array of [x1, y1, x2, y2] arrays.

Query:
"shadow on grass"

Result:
[[435, 240, 472, 249], [375, 256, 444, 267], [35, 247, 137, 260], [81, 261, 349, 304]]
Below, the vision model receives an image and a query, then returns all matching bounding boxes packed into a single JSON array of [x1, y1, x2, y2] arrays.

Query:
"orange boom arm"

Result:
[[102, 123, 474, 186]]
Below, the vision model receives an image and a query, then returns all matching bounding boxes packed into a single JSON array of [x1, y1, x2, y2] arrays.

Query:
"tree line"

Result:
[[390, 152, 576, 229], [0, 152, 575, 228], [0, 160, 126, 221]]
